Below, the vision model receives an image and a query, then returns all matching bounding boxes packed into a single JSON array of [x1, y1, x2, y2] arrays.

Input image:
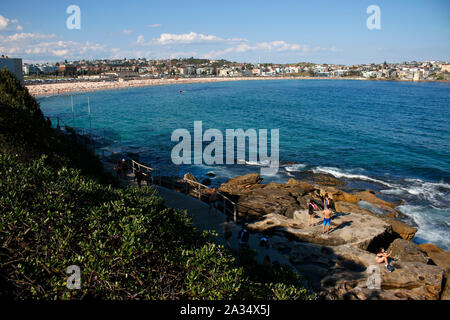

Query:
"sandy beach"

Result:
[[26, 76, 366, 97]]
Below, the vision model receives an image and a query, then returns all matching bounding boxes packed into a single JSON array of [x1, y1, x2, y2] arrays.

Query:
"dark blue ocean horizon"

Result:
[[38, 79, 450, 250]]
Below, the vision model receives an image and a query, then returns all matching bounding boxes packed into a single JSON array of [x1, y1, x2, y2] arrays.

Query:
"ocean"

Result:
[[37, 79, 450, 250]]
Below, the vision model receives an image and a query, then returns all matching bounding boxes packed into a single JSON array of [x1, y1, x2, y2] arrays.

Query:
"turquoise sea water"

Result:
[[38, 79, 450, 250]]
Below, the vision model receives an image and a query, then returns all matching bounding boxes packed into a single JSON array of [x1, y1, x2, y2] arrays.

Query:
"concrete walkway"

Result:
[[104, 160, 294, 268]]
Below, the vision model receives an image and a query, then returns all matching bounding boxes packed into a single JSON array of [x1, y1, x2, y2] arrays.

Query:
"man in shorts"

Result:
[[322, 208, 333, 234]]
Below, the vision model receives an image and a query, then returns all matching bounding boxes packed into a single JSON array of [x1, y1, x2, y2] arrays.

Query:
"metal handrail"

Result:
[[128, 159, 237, 222]]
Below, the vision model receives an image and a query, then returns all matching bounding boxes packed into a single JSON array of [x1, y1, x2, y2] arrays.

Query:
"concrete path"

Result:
[[103, 160, 294, 268]]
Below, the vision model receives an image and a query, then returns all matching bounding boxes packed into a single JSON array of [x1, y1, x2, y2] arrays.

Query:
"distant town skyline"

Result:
[[0, 0, 449, 64]]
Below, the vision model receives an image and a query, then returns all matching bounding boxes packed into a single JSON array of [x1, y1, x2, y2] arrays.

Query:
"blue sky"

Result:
[[0, 0, 449, 64]]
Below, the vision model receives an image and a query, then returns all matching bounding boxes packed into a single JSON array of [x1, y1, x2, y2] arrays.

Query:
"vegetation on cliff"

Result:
[[0, 69, 311, 300]]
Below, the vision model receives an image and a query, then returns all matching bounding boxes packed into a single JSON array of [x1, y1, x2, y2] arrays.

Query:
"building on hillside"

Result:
[[0, 56, 23, 84], [441, 64, 450, 73]]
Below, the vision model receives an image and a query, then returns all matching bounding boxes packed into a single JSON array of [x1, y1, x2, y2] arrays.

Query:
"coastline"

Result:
[[27, 76, 450, 98], [27, 76, 367, 97]]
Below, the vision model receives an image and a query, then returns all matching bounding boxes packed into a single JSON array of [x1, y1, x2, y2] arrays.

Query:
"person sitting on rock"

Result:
[[322, 208, 333, 234], [376, 248, 394, 272]]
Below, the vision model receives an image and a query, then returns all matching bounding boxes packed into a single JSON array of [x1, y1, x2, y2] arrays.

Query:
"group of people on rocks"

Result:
[[307, 193, 335, 234]]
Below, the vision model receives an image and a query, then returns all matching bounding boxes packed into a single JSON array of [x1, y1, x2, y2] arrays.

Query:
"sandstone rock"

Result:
[[388, 239, 430, 264], [320, 187, 361, 203], [218, 173, 263, 196], [248, 211, 392, 251], [267, 230, 445, 300], [334, 202, 417, 241], [296, 171, 346, 187], [418, 244, 450, 300], [285, 178, 317, 195], [419, 243, 444, 254], [236, 186, 300, 219], [379, 261, 444, 300], [334, 201, 374, 215], [355, 190, 401, 217], [357, 190, 397, 208], [384, 218, 417, 241], [184, 172, 198, 183]]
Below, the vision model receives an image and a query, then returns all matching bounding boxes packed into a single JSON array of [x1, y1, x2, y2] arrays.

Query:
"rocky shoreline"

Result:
[[212, 171, 449, 300]]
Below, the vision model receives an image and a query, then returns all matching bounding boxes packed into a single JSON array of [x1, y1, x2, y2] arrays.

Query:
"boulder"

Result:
[[379, 261, 444, 300], [388, 239, 430, 264], [218, 173, 263, 196], [355, 190, 400, 217], [384, 219, 417, 241], [418, 244, 450, 300], [296, 171, 346, 187], [419, 243, 444, 254], [236, 185, 300, 219], [319, 187, 361, 203], [285, 178, 317, 195]]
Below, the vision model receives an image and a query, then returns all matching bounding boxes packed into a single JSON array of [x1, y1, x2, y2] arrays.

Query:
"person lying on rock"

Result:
[[322, 208, 333, 234], [376, 248, 394, 272]]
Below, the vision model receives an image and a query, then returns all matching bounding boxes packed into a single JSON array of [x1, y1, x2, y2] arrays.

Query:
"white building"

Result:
[[0, 57, 23, 84]]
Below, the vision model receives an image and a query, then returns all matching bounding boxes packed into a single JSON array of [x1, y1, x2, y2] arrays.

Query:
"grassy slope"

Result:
[[0, 69, 311, 300]]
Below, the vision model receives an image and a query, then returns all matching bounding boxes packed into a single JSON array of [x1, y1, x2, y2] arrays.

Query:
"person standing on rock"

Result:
[[208, 188, 220, 215], [114, 160, 122, 181], [121, 159, 128, 178], [238, 225, 250, 250], [322, 208, 333, 234], [135, 168, 144, 187], [308, 199, 318, 226], [323, 193, 330, 210]]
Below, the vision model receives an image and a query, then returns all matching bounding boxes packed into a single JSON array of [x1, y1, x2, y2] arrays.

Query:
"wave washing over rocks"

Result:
[[200, 169, 450, 300]]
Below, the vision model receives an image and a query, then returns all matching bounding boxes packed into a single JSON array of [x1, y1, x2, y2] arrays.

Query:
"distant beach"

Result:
[[26, 76, 367, 97]]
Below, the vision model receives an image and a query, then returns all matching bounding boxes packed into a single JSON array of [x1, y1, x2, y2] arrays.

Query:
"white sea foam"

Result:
[[237, 159, 271, 166], [284, 163, 307, 172], [312, 166, 394, 187], [398, 204, 450, 250], [381, 179, 450, 207]]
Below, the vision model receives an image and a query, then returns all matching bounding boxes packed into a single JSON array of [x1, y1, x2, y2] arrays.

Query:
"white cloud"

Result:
[[51, 49, 68, 56], [122, 29, 133, 35], [1, 32, 57, 42], [0, 15, 10, 30], [136, 34, 145, 44], [0, 32, 108, 60], [169, 51, 198, 59], [155, 32, 247, 45], [203, 40, 343, 59], [0, 15, 22, 32], [147, 24, 162, 28]]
